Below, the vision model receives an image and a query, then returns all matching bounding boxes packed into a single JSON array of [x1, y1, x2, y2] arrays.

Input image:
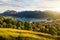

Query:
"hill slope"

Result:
[[0, 28, 59, 40]]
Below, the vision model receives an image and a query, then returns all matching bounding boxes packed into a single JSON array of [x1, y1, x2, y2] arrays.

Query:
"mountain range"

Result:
[[0, 10, 60, 19]]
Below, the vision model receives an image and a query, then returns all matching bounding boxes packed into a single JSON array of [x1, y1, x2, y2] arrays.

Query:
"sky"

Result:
[[0, 0, 60, 12]]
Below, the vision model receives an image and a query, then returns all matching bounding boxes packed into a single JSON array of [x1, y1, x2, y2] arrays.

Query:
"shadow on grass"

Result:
[[0, 36, 6, 40], [9, 35, 39, 40], [15, 36, 39, 40]]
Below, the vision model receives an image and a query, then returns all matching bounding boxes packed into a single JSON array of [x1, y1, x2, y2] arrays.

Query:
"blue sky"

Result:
[[0, 0, 60, 12]]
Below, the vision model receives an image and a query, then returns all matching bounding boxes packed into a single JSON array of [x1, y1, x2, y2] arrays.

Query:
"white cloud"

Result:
[[0, 0, 25, 13], [0, 0, 24, 7], [0, 0, 60, 12], [0, 0, 12, 2]]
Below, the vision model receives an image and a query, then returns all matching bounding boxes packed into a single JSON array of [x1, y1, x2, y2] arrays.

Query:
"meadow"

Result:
[[0, 28, 59, 40]]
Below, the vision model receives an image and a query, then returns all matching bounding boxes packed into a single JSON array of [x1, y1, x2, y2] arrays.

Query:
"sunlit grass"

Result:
[[0, 28, 59, 40]]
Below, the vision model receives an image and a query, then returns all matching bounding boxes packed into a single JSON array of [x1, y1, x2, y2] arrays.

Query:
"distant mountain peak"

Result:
[[4, 10, 17, 14]]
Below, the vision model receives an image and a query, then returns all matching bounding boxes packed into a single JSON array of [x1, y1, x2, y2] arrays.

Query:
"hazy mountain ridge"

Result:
[[0, 10, 60, 19]]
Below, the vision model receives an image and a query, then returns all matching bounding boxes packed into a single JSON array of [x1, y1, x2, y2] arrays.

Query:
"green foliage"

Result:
[[13, 25, 17, 29], [7, 24, 12, 28], [24, 22, 33, 30], [0, 16, 60, 36], [38, 25, 45, 32], [0, 24, 3, 28], [47, 26, 58, 35], [3, 22, 7, 28]]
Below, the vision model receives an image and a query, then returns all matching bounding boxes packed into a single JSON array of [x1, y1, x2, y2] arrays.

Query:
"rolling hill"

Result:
[[0, 28, 59, 40]]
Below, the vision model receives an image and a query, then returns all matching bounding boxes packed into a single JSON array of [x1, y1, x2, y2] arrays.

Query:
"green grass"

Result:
[[0, 28, 59, 40]]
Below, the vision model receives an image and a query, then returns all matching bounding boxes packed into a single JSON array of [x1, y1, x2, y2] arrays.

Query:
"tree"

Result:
[[24, 22, 33, 30], [17, 21, 24, 29], [3, 22, 7, 28], [7, 24, 13, 28], [13, 25, 17, 29], [0, 24, 3, 28], [37, 24, 48, 33], [48, 26, 58, 35]]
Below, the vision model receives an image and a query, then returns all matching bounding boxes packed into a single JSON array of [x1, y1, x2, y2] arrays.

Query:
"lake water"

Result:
[[15, 17, 48, 22]]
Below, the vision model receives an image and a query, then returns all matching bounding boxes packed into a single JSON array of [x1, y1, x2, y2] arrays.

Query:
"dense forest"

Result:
[[0, 16, 60, 36]]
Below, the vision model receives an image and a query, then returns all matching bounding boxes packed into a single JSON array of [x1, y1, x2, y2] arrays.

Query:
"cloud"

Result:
[[0, 0, 24, 7], [0, 0, 12, 2], [0, 0, 60, 12], [0, 0, 25, 13]]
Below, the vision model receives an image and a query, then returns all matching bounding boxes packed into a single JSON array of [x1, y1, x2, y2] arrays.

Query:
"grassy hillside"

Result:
[[0, 28, 59, 40]]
